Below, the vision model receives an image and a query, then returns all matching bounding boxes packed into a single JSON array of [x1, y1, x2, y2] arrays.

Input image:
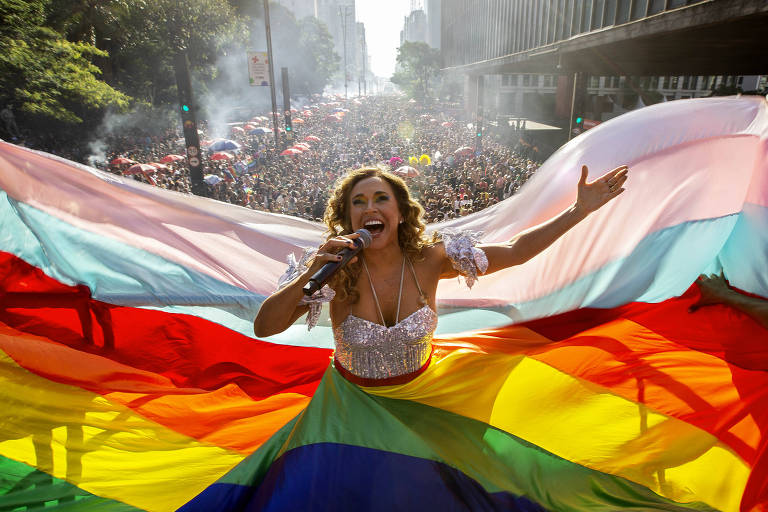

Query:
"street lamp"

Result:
[[338, 5, 353, 99]]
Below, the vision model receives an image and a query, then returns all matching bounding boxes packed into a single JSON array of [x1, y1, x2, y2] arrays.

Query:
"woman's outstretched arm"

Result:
[[481, 164, 628, 274]]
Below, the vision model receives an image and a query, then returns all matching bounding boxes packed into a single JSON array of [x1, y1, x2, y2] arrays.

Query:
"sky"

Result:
[[355, 0, 412, 78]]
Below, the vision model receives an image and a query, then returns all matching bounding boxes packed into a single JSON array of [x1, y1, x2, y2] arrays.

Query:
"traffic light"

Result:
[[181, 104, 190, 112], [575, 116, 583, 125], [476, 129, 482, 137]]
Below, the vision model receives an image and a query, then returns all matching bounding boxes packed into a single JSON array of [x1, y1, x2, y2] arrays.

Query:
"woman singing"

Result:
[[254, 164, 628, 385]]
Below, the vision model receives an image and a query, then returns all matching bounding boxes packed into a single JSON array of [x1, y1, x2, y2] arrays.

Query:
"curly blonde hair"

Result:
[[323, 167, 433, 303]]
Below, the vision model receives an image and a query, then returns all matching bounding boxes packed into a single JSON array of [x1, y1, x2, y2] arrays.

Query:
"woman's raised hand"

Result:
[[575, 164, 628, 215], [309, 233, 363, 272]]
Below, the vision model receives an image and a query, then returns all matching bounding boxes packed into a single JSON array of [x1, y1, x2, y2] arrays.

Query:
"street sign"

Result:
[[247, 51, 270, 86]]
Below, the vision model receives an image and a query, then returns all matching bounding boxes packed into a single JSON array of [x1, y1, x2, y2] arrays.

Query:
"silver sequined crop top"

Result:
[[333, 306, 438, 380], [279, 229, 487, 380]]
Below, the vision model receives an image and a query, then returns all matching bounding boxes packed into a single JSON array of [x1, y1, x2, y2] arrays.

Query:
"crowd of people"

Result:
[[61, 96, 546, 223]]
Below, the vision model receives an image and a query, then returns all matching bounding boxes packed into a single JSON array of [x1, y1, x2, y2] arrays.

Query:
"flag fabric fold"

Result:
[[1, 96, 768, 511]]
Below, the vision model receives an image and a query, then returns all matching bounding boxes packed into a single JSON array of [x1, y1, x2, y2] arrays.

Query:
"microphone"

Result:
[[303, 229, 372, 296]]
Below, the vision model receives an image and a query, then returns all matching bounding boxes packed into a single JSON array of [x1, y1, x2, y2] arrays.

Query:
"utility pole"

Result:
[[474, 75, 484, 154], [338, 5, 353, 99], [263, 0, 280, 150], [361, 25, 367, 96], [282, 67, 293, 147], [173, 53, 205, 197]]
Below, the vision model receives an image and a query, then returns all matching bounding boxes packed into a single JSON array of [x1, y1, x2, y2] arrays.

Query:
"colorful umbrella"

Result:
[[123, 163, 156, 175], [110, 157, 135, 166], [203, 174, 222, 185], [160, 154, 185, 163], [454, 147, 474, 157], [393, 165, 419, 178], [208, 140, 241, 152], [148, 162, 170, 172], [389, 157, 403, 166]]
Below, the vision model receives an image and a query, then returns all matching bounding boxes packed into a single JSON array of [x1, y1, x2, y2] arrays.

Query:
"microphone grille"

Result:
[[356, 228, 372, 248]]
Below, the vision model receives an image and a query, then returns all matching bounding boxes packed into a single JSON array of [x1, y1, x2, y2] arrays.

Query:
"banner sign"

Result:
[[247, 51, 269, 86]]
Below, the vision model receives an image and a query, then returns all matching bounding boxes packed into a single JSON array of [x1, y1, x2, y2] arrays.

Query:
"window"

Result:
[[502, 75, 510, 86], [670, 76, 679, 89], [522, 74, 531, 86], [543, 75, 553, 88], [589, 76, 599, 88], [650, 76, 659, 89]]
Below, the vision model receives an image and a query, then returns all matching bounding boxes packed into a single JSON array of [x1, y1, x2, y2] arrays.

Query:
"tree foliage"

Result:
[[261, 4, 339, 97], [391, 41, 441, 101], [1, 0, 342, 144], [0, 0, 129, 124]]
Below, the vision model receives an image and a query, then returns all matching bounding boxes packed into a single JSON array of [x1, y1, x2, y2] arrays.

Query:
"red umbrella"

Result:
[[148, 162, 170, 172], [232, 126, 245, 134], [454, 146, 474, 157], [393, 165, 419, 178], [110, 157, 135, 166], [123, 163, 156, 176], [304, 135, 321, 142], [294, 143, 311, 150], [243, 124, 256, 131], [292, 118, 305, 124], [441, 121, 454, 127], [290, 146, 307, 153], [160, 154, 185, 163], [210, 152, 233, 161], [280, 148, 300, 156]]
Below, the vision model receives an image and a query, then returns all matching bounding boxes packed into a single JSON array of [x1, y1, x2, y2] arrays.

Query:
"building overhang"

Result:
[[442, 0, 768, 77]]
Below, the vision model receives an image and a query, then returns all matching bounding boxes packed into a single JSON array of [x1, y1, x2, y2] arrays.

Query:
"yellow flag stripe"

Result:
[[367, 349, 749, 512], [0, 349, 243, 512]]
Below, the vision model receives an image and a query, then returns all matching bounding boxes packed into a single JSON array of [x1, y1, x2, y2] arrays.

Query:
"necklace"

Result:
[[361, 254, 405, 327]]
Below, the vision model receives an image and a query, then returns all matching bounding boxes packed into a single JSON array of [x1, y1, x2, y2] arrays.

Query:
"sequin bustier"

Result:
[[333, 306, 438, 380]]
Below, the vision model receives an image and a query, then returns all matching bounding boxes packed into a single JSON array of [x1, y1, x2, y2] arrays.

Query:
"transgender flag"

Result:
[[1, 96, 767, 511]]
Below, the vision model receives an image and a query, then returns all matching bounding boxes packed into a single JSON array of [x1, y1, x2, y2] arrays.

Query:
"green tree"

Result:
[[391, 41, 441, 101], [296, 16, 339, 96], [260, 4, 339, 97], [46, 0, 246, 107], [0, 0, 129, 126]]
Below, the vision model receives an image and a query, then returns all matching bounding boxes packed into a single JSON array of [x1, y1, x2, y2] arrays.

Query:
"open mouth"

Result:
[[363, 219, 385, 235]]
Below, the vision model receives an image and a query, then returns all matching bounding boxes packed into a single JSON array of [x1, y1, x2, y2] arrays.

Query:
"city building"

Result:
[[494, 73, 767, 123], [424, 0, 441, 50], [275, 0, 316, 20], [400, 9, 428, 45]]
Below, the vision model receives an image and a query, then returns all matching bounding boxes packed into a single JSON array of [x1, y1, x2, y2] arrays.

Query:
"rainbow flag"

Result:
[[1, 96, 767, 511]]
